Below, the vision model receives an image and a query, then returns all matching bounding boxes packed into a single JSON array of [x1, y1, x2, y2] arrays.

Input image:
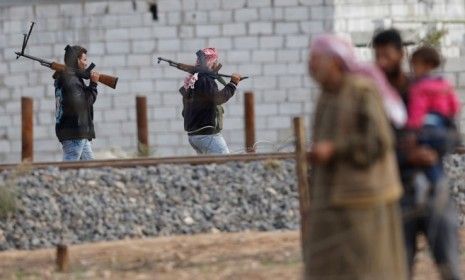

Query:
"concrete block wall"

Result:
[[0, 0, 464, 163]]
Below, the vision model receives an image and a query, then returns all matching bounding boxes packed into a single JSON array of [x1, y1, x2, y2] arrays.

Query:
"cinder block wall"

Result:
[[0, 0, 464, 163]]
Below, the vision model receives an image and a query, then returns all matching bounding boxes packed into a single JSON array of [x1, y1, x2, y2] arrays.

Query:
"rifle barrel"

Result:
[[218, 73, 249, 80], [158, 56, 249, 80], [15, 52, 52, 68], [157, 57, 173, 64]]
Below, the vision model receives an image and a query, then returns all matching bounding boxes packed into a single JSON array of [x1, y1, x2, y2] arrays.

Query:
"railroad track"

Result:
[[1, 146, 464, 171], [0, 152, 296, 171]]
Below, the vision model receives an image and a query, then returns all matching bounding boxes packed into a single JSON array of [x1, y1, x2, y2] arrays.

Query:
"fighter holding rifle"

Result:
[[15, 22, 119, 161], [158, 48, 247, 154]]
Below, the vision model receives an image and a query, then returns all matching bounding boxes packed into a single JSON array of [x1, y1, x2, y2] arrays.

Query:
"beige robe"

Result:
[[305, 74, 408, 280]]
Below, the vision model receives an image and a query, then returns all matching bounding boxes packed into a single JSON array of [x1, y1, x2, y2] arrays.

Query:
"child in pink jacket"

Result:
[[408, 46, 460, 193], [408, 46, 460, 130]]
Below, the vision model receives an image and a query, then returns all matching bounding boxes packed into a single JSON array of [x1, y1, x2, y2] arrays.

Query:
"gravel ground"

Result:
[[445, 154, 465, 225], [0, 156, 464, 251], [0, 160, 298, 251]]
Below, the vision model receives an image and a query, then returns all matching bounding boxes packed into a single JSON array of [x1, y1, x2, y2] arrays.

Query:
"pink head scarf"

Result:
[[309, 34, 407, 128], [183, 48, 219, 90]]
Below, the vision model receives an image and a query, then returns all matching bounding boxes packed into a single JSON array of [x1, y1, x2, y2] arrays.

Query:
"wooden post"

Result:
[[136, 96, 149, 157], [293, 117, 311, 278], [244, 91, 256, 153], [21, 97, 33, 162], [56, 244, 70, 272]]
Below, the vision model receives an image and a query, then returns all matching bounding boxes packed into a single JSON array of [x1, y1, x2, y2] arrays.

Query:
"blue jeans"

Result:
[[418, 122, 450, 186], [188, 134, 229, 155], [62, 139, 94, 161]]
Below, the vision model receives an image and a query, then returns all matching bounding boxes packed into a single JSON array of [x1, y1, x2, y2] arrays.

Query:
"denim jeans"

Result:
[[418, 120, 452, 187], [62, 139, 94, 161], [188, 133, 229, 155], [401, 190, 461, 280]]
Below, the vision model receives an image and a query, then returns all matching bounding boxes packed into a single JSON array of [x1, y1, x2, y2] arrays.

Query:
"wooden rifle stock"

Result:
[[98, 74, 119, 89], [50, 62, 118, 89]]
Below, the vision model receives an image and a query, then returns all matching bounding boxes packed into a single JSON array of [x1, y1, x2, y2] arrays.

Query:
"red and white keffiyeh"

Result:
[[183, 48, 219, 90]]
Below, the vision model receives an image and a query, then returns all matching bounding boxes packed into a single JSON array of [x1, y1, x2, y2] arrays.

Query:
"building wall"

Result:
[[0, 0, 464, 163]]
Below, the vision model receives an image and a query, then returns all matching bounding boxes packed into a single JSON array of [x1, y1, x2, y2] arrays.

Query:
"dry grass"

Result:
[[0, 230, 463, 280]]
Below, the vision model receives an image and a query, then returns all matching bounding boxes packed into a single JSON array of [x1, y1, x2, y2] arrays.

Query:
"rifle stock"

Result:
[[50, 62, 65, 72], [49, 62, 118, 89], [98, 74, 119, 89]]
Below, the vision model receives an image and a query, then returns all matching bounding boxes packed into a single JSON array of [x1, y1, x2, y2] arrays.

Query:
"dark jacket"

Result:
[[180, 74, 236, 135], [55, 46, 98, 142]]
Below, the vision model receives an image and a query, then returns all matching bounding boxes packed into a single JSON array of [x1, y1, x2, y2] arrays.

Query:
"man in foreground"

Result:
[[305, 34, 407, 279]]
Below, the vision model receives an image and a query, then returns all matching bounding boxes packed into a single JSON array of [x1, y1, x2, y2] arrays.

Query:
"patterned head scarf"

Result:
[[183, 48, 219, 90], [309, 34, 407, 128]]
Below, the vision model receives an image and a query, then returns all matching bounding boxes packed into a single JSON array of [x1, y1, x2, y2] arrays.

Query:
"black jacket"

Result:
[[180, 74, 236, 135], [55, 46, 98, 142]]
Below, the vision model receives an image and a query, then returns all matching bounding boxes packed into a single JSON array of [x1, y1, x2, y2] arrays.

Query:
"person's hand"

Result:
[[90, 71, 100, 83], [230, 73, 241, 85], [312, 141, 335, 165], [407, 146, 438, 167]]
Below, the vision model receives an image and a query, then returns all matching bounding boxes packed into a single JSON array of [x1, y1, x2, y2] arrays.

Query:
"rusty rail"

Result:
[[0, 153, 295, 171], [2, 146, 465, 171]]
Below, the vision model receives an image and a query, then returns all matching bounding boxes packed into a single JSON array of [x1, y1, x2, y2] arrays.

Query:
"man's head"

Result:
[[309, 53, 344, 90], [372, 29, 404, 78], [308, 35, 354, 91], [197, 48, 219, 70], [64, 45, 88, 70]]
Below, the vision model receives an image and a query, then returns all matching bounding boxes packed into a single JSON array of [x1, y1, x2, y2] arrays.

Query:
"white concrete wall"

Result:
[[0, 0, 464, 163]]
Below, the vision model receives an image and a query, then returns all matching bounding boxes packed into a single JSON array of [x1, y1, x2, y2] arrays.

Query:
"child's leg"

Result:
[[424, 162, 444, 186], [417, 125, 448, 157], [417, 125, 448, 186]]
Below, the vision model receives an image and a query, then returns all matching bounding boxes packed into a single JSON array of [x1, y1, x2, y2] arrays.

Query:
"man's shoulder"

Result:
[[60, 72, 80, 82], [345, 74, 378, 95], [393, 74, 411, 97], [197, 73, 216, 82], [194, 73, 217, 89]]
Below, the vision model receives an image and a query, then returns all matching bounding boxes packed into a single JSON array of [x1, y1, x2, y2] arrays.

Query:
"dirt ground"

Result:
[[0, 230, 463, 280]]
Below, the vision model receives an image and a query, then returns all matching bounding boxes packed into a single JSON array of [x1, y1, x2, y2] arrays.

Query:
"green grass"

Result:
[[0, 163, 33, 219], [0, 185, 16, 219]]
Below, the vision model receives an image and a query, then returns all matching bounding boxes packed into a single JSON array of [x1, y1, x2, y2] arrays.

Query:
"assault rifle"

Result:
[[157, 50, 249, 86], [15, 22, 118, 89]]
